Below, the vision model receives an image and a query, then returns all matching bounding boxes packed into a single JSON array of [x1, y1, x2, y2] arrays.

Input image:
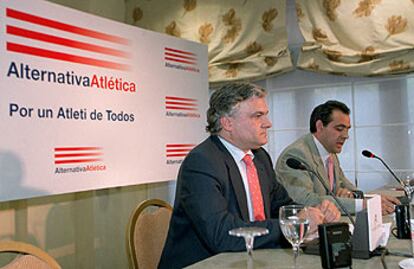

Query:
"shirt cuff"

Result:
[[355, 199, 364, 212]]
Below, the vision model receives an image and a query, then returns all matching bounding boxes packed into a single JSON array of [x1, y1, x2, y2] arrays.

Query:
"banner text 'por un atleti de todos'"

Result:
[[0, 0, 209, 202]]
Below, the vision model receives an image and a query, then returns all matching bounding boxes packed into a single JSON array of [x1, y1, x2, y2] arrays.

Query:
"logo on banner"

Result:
[[166, 144, 195, 165], [164, 47, 200, 73], [4, 8, 137, 92], [165, 96, 200, 118], [54, 146, 106, 174]]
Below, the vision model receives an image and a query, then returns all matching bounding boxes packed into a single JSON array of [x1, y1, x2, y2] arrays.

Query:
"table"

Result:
[[187, 211, 412, 268], [186, 236, 411, 269], [186, 188, 412, 268]]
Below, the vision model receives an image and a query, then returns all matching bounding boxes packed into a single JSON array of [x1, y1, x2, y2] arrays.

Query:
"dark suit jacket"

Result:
[[158, 136, 293, 269]]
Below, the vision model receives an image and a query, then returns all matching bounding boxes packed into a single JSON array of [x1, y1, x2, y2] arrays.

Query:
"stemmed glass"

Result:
[[279, 205, 310, 269], [397, 171, 414, 198], [401, 172, 414, 187], [229, 227, 269, 257]]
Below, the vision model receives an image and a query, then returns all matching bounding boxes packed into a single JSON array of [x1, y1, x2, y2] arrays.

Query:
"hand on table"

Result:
[[336, 188, 354, 198], [297, 200, 340, 237], [380, 194, 400, 215], [317, 199, 341, 223], [362, 194, 400, 215], [303, 206, 324, 235]]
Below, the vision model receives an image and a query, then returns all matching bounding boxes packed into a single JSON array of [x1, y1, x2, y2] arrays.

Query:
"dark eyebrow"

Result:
[[334, 124, 351, 129]]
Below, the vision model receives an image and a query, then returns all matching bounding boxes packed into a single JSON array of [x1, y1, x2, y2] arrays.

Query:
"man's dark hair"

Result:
[[206, 82, 266, 134], [309, 100, 350, 133]]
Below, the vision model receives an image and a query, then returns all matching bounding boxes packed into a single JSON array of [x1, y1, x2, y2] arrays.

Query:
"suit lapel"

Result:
[[333, 155, 341, 189], [210, 136, 249, 221], [305, 134, 331, 193]]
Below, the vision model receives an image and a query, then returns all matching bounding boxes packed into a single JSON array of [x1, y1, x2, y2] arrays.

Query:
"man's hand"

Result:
[[300, 200, 340, 236], [363, 194, 400, 215], [380, 194, 400, 215], [305, 207, 324, 234], [336, 188, 354, 198], [317, 199, 341, 223]]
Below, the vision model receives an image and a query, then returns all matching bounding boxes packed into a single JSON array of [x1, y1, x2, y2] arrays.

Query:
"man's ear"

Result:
[[315, 120, 324, 132], [220, 116, 232, 132]]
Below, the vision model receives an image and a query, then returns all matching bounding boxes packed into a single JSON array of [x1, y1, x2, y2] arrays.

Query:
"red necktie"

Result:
[[327, 155, 335, 192], [242, 154, 265, 221]]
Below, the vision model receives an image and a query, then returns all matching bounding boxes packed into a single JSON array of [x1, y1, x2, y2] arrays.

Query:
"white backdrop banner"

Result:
[[0, 0, 209, 202]]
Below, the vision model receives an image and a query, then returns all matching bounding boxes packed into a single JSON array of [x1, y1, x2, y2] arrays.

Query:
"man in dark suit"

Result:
[[158, 83, 340, 269]]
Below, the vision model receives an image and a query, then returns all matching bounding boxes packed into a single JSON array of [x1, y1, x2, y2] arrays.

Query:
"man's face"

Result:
[[223, 96, 272, 151], [316, 110, 351, 154]]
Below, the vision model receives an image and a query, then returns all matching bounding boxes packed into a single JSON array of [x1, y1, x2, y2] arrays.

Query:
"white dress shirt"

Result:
[[218, 136, 256, 222], [312, 135, 363, 212]]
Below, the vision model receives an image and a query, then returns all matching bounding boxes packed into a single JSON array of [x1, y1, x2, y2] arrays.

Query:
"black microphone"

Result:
[[286, 158, 355, 226], [286, 158, 306, 170], [361, 149, 412, 197]]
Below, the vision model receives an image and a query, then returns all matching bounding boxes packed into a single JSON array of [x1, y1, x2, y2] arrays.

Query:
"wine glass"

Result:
[[401, 172, 414, 187], [279, 205, 310, 269], [397, 171, 414, 198], [228, 227, 269, 257]]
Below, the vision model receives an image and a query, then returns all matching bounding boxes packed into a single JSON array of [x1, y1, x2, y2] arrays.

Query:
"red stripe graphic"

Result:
[[166, 143, 195, 158], [54, 147, 103, 165], [166, 144, 196, 148], [166, 153, 188, 157], [7, 25, 129, 58], [164, 47, 198, 66], [165, 52, 196, 61], [7, 42, 130, 71], [55, 147, 102, 151], [55, 158, 102, 164], [6, 8, 129, 45], [165, 106, 197, 111], [166, 149, 192, 153], [164, 57, 196, 65], [165, 96, 197, 102], [55, 153, 102, 158], [165, 101, 197, 106], [165, 96, 198, 111], [165, 47, 195, 56]]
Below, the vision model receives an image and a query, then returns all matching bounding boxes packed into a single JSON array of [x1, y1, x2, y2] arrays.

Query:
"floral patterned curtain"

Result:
[[124, 0, 293, 85], [296, 0, 414, 76]]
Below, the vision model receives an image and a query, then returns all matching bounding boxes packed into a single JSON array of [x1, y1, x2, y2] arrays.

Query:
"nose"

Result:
[[263, 115, 272, 128]]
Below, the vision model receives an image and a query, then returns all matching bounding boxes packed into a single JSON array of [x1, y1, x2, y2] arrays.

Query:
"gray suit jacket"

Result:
[[275, 133, 358, 213]]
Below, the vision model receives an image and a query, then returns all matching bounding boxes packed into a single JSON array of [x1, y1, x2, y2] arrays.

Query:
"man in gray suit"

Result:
[[275, 100, 399, 215]]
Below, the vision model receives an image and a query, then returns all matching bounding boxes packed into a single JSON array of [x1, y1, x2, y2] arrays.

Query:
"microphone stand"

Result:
[[374, 155, 412, 197], [304, 167, 380, 259], [286, 158, 356, 226], [370, 156, 414, 266], [304, 169, 356, 226], [372, 156, 414, 199]]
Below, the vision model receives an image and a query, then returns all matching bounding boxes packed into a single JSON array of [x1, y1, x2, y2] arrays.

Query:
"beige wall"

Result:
[[0, 182, 174, 268]]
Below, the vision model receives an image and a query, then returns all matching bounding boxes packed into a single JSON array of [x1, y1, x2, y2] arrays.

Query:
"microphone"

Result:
[[286, 158, 355, 226], [361, 149, 413, 197], [286, 158, 306, 171]]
